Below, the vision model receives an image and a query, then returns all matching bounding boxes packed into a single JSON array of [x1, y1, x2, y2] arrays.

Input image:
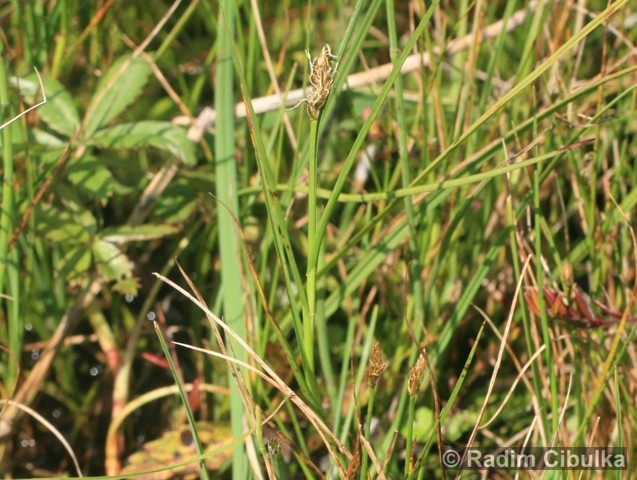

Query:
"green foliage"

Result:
[[14, 75, 81, 136], [83, 56, 153, 136], [0, 1, 636, 479], [89, 121, 196, 165]]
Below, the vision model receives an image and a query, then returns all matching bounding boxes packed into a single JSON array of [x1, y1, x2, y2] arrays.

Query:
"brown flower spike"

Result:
[[408, 353, 426, 397], [366, 342, 386, 388], [305, 44, 337, 119]]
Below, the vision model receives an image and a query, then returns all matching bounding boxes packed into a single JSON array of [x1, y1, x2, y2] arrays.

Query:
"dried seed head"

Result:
[[345, 426, 362, 479], [367, 341, 386, 388], [305, 44, 337, 119], [408, 353, 426, 396]]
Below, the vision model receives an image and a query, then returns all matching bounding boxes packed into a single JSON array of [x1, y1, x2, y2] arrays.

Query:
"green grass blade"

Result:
[[222, 7, 321, 407], [216, 2, 248, 478], [151, 320, 210, 480]]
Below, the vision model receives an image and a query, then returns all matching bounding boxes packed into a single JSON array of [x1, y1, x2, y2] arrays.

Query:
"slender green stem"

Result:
[[404, 395, 416, 477], [0, 45, 12, 305], [533, 154, 559, 436], [309, 0, 442, 272], [307, 105, 338, 411], [0, 50, 20, 386], [152, 321, 209, 480], [305, 117, 320, 371], [308, 110, 338, 423], [225, 16, 321, 408]]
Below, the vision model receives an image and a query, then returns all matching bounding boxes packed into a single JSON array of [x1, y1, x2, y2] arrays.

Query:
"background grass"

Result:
[[1, 0, 636, 478]]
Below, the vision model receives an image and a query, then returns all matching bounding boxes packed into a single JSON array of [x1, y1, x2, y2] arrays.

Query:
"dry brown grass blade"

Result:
[[360, 433, 387, 480], [171, 262, 267, 475], [0, 68, 46, 130], [248, 0, 298, 149], [455, 258, 532, 478], [378, 430, 399, 478], [0, 400, 83, 476], [153, 271, 353, 477], [478, 338, 546, 431]]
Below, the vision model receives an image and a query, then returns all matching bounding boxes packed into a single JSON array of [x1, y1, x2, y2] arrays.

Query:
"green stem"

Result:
[[0, 48, 19, 385], [305, 117, 320, 372], [307, 112, 337, 409], [533, 163, 558, 435], [404, 395, 416, 477]]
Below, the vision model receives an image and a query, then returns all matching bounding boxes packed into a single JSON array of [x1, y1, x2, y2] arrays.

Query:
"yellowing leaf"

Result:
[[92, 239, 134, 281], [100, 224, 180, 244]]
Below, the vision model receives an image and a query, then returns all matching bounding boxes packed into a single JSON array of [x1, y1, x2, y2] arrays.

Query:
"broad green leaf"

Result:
[[56, 244, 92, 282], [66, 155, 114, 202], [92, 239, 134, 281], [444, 409, 479, 443], [83, 55, 152, 136], [112, 277, 141, 297], [2, 133, 66, 165], [32, 128, 67, 147], [88, 121, 196, 165], [9, 74, 81, 137], [401, 407, 434, 442], [36, 204, 95, 243], [0, 123, 64, 156], [100, 224, 179, 244]]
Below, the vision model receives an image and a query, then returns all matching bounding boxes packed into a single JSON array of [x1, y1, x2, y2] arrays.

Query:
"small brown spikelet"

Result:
[[305, 44, 337, 119], [367, 341, 386, 388], [408, 353, 426, 397], [345, 426, 362, 479]]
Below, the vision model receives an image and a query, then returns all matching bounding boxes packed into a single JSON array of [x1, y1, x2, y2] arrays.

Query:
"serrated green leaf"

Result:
[[100, 224, 179, 244], [9, 74, 81, 137], [66, 155, 114, 201], [36, 204, 95, 243], [112, 277, 141, 297], [83, 55, 152, 136], [88, 121, 196, 165], [92, 239, 134, 281]]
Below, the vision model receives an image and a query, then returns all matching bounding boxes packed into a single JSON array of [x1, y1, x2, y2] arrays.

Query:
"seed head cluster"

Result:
[[305, 44, 337, 119], [408, 353, 426, 397], [366, 342, 386, 388]]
